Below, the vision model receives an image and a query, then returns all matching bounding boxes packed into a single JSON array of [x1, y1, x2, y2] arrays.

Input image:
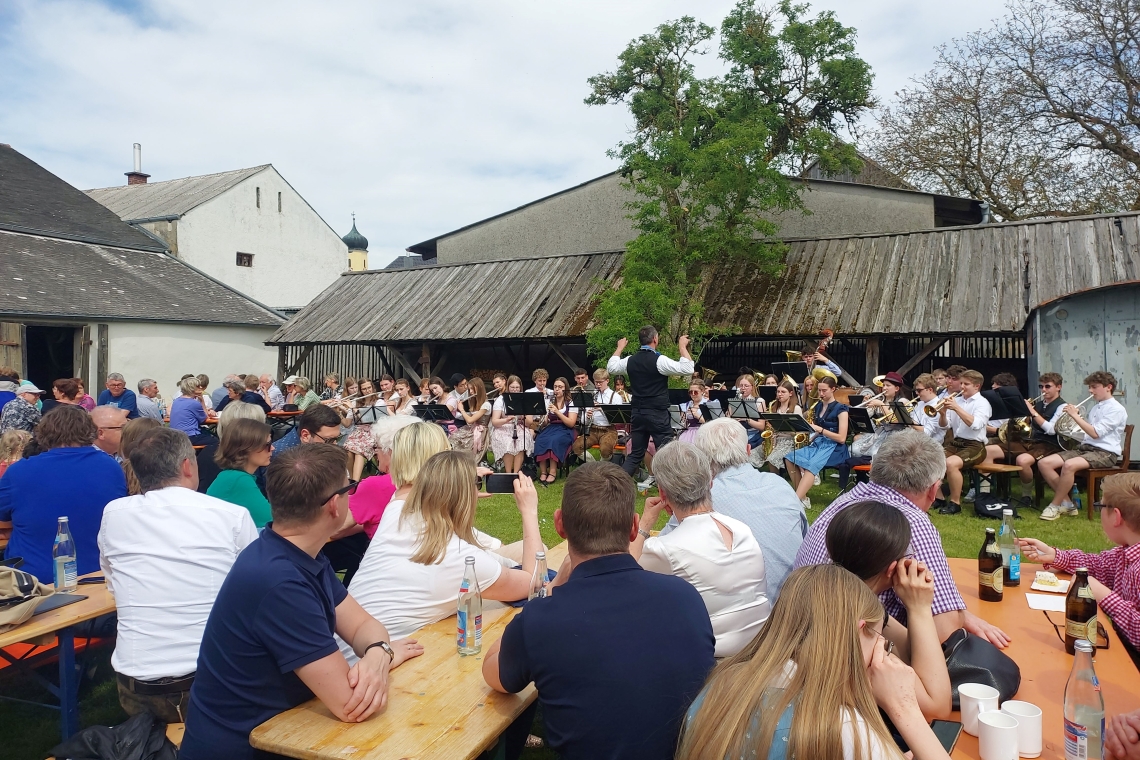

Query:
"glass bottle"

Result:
[[998, 509, 1021, 586], [1065, 568, 1097, 655], [52, 517, 77, 592], [978, 527, 1003, 602], [457, 556, 482, 656], [1063, 639, 1104, 760], [528, 551, 548, 601]]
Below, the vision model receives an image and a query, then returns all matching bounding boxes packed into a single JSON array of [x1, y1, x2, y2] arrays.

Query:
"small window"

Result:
[[236, 252, 254, 267], [256, 187, 261, 208], [277, 191, 282, 212]]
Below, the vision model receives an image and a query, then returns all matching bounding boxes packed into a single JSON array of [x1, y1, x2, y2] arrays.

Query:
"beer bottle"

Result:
[[978, 527, 1004, 602], [1064, 568, 1097, 656]]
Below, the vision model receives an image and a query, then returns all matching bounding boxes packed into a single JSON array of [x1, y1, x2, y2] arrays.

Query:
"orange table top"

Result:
[[947, 558, 1140, 759]]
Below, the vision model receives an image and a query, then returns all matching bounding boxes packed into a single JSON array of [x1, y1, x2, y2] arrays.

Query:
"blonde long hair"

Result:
[[401, 450, 481, 565], [389, 421, 449, 488], [677, 565, 902, 760]]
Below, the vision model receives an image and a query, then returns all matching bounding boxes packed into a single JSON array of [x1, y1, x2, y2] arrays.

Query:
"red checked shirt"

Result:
[[1049, 543, 1140, 648]]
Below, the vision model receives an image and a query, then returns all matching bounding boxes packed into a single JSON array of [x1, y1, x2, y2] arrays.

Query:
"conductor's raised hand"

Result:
[[513, 472, 538, 515], [678, 334, 690, 351], [616, 337, 629, 354]]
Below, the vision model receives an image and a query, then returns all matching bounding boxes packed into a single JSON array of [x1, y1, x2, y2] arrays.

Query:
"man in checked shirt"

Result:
[[795, 428, 1013, 648], [1021, 471, 1140, 662]]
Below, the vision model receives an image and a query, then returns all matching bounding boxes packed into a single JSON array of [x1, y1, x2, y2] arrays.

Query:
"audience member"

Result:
[[678, 564, 953, 760], [135, 378, 164, 420], [483, 461, 715, 760], [344, 415, 421, 539], [98, 373, 139, 419], [75, 378, 96, 411], [319, 372, 342, 401], [0, 382, 43, 433], [41, 378, 83, 415], [0, 366, 19, 410], [288, 376, 322, 410], [0, 406, 127, 582], [632, 441, 769, 658], [342, 450, 543, 661], [826, 501, 953, 719], [100, 427, 258, 723], [91, 406, 130, 461], [272, 403, 342, 459], [195, 401, 267, 493], [169, 376, 216, 446], [119, 417, 162, 495], [216, 378, 272, 414], [180, 444, 424, 760], [210, 374, 239, 410], [259, 373, 285, 411], [207, 418, 275, 527], [1020, 471, 1140, 655], [795, 429, 1010, 648], [662, 417, 805, 600], [0, 429, 30, 479]]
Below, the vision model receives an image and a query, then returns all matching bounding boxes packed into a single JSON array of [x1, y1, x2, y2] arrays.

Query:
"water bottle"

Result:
[[528, 551, 548, 601], [998, 509, 1020, 586], [1064, 639, 1104, 760], [1071, 485, 1082, 513], [52, 517, 77, 592], [457, 556, 482, 656]]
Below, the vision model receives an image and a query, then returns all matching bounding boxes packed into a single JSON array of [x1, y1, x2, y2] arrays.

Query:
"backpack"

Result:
[[973, 493, 1014, 519]]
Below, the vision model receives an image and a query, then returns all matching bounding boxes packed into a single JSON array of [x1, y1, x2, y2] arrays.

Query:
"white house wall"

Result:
[[100, 321, 279, 404], [175, 168, 347, 310]]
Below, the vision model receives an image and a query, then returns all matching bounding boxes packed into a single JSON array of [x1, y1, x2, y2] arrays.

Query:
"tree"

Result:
[[584, 1, 874, 360]]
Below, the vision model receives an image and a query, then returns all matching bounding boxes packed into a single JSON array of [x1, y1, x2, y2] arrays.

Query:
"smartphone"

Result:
[[78, 576, 105, 585], [930, 720, 962, 753], [484, 473, 520, 493]]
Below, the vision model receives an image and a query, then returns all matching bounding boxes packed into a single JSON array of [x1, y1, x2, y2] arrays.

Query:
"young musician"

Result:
[[343, 378, 382, 481], [986, 372, 1065, 495], [931, 368, 949, 396], [785, 376, 849, 509], [449, 377, 491, 455], [734, 374, 768, 449], [759, 380, 802, 472], [377, 374, 398, 411], [983, 372, 1019, 446], [942, 365, 966, 398], [937, 369, 991, 515], [572, 368, 596, 393], [533, 377, 578, 484], [762, 374, 779, 386], [910, 373, 945, 443], [613, 375, 631, 403], [491, 375, 534, 473], [843, 371, 908, 488], [392, 378, 417, 416], [526, 368, 554, 402], [571, 369, 620, 461], [1037, 371, 1128, 521], [677, 380, 707, 443]]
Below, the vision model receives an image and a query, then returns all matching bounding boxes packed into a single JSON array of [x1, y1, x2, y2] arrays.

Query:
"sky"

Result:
[[0, 0, 1004, 266]]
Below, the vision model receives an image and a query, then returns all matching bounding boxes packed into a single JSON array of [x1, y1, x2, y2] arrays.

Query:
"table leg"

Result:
[[58, 628, 79, 739]]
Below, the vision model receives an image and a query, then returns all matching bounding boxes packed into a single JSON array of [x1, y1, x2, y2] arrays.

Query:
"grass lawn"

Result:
[[1, 473, 1112, 760]]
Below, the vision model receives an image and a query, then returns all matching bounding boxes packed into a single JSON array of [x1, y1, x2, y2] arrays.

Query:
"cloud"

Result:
[[1, 0, 999, 265]]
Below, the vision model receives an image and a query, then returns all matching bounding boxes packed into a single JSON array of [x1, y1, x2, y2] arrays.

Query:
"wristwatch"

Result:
[[637, 528, 651, 540], [364, 640, 394, 661]]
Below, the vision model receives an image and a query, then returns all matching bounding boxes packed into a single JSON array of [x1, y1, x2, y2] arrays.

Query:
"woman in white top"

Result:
[[631, 441, 769, 657], [490, 375, 534, 472], [678, 564, 953, 760], [391, 378, 417, 415], [341, 449, 543, 654], [757, 380, 803, 471], [449, 377, 492, 455]]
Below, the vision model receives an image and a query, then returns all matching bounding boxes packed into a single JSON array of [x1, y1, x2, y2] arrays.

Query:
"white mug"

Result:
[[978, 711, 1021, 760], [959, 682, 1001, 736], [1001, 700, 1043, 758]]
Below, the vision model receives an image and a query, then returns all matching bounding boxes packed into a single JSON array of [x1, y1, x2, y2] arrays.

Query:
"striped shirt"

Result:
[[793, 481, 965, 625], [1050, 543, 1140, 649]]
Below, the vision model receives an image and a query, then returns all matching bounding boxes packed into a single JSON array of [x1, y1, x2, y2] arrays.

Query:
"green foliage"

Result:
[[584, 0, 874, 360]]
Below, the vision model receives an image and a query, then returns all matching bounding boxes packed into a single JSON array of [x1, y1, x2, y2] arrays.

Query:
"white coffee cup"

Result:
[[959, 683, 1001, 736], [978, 711, 1021, 760], [1001, 700, 1043, 757]]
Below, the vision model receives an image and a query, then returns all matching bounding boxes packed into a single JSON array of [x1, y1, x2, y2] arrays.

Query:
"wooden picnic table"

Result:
[[0, 574, 115, 739], [947, 558, 1140, 759], [251, 542, 570, 760]]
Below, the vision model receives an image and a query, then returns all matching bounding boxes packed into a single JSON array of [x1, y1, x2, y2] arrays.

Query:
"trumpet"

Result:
[[872, 398, 916, 425], [855, 392, 886, 408], [923, 391, 961, 417]]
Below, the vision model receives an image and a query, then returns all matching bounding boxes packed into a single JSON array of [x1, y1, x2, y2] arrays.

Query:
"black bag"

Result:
[[942, 628, 1021, 709], [47, 711, 178, 760], [973, 493, 1013, 519]]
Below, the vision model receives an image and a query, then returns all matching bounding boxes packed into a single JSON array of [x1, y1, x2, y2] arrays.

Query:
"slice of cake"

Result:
[[1035, 570, 1060, 587]]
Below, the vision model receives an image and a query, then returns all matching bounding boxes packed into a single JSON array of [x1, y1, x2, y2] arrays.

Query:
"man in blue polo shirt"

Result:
[[482, 461, 715, 760], [97, 373, 139, 419], [180, 444, 424, 760]]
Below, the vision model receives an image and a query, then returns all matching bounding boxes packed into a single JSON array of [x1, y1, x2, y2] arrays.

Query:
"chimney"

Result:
[[125, 143, 150, 185]]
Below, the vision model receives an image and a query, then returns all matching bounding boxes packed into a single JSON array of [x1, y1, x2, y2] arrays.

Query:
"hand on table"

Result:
[[964, 610, 1011, 648], [892, 558, 934, 612], [1017, 538, 1056, 565], [1107, 710, 1140, 759], [344, 638, 424, 721]]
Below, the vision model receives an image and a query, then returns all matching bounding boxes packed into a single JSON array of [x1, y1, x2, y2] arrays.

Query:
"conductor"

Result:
[[606, 325, 695, 479]]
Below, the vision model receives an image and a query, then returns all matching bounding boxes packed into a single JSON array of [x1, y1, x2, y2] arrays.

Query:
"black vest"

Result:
[[1031, 396, 1065, 443], [627, 349, 669, 410]]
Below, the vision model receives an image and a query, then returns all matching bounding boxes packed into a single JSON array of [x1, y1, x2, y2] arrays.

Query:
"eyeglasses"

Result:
[[260, 440, 273, 452], [99, 425, 125, 431], [1092, 501, 1111, 512], [321, 479, 359, 504], [1043, 612, 1110, 649], [311, 431, 338, 444]]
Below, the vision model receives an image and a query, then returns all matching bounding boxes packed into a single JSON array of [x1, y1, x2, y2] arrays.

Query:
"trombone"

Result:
[[923, 391, 961, 417], [872, 398, 916, 425]]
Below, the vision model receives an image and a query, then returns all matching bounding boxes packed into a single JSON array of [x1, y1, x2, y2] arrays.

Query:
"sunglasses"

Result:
[[321, 479, 359, 504], [1043, 612, 1110, 649]]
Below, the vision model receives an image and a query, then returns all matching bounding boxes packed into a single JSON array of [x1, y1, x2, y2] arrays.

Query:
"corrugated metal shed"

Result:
[[269, 252, 624, 344], [86, 165, 269, 221], [272, 211, 1140, 344]]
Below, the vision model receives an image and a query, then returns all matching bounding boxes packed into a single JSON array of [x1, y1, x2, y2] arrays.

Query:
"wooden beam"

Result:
[[276, 347, 287, 383], [864, 337, 880, 387], [897, 338, 948, 378], [384, 344, 422, 385], [285, 344, 314, 376], [97, 323, 109, 384], [545, 340, 580, 376], [430, 350, 449, 379]]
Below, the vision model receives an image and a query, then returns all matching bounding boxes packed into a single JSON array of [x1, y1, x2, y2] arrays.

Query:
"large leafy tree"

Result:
[[585, 1, 874, 359]]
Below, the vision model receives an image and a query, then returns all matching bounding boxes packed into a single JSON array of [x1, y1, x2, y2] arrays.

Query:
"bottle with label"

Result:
[[1071, 485, 1083, 514], [1063, 639, 1104, 760], [978, 527, 1004, 602], [52, 516, 77, 592], [998, 509, 1021, 586], [457, 556, 482, 656], [1065, 567, 1098, 655], [528, 551, 548, 601]]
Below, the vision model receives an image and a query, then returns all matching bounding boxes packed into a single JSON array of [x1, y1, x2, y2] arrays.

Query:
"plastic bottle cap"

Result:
[[535, 552, 546, 559], [1002, 509, 1013, 515]]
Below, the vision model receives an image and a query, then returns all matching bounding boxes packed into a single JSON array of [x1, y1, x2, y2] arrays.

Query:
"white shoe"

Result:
[[965, 488, 976, 502], [1059, 498, 1075, 509], [637, 475, 655, 492], [813, 474, 821, 486], [801, 497, 811, 510], [1039, 505, 1063, 521]]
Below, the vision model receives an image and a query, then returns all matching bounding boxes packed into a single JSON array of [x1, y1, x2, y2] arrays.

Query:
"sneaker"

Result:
[[801, 497, 812, 510], [1062, 504, 1081, 517], [637, 475, 656, 492], [964, 488, 976, 502], [1039, 505, 1063, 521], [814, 474, 821, 486], [937, 501, 961, 515]]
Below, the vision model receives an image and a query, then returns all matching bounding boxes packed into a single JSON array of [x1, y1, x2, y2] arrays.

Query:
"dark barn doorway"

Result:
[[25, 325, 75, 390]]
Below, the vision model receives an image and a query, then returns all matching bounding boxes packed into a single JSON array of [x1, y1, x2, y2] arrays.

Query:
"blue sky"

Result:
[[0, 0, 1001, 265]]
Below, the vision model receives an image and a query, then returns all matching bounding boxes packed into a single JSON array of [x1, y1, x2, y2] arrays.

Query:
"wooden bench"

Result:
[[971, 462, 1023, 501], [48, 722, 182, 758]]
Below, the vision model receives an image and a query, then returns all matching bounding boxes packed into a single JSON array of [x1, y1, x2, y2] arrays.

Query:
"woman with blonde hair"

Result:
[[734, 374, 768, 449], [757, 380, 803, 471], [0, 429, 31, 478], [337, 415, 424, 539], [288, 376, 321, 410], [678, 564, 952, 760], [119, 417, 162, 495], [339, 450, 544, 658], [169, 375, 215, 445]]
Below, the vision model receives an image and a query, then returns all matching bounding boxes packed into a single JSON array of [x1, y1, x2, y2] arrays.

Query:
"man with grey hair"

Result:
[[259, 373, 285, 411], [794, 428, 1011, 648], [660, 417, 805, 600], [631, 441, 769, 657], [99, 427, 258, 723], [98, 372, 139, 419], [135, 378, 164, 421]]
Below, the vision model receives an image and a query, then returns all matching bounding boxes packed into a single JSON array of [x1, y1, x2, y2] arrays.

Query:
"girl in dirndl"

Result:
[[533, 377, 578, 485], [490, 375, 534, 472], [449, 378, 492, 457], [756, 380, 802, 471], [678, 380, 707, 443], [785, 376, 848, 508], [344, 378, 382, 480]]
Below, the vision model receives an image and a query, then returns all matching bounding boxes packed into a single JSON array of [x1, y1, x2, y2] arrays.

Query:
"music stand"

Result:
[[355, 405, 389, 425], [504, 393, 547, 417], [700, 401, 726, 420], [413, 404, 452, 423], [669, 405, 687, 432], [668, 389, 691, 406], [772, 362, 810, 385], [599, 404, 632, 425], [885, 402, 919, 428], [756, 386, 778, 405], [760, 413, 814, 434], [708, 389, 733, 406], [847, 406, 877, 435], [729, 398, 762, 421], [997, 387, 1031, 420], [571, 390, 594, 441]]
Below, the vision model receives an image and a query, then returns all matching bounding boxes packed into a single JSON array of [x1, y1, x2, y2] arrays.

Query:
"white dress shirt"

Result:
[[938, 392, 991, 443], [1083, 396, 1128, 455], [911, 400, 945, 442], [588, 388, 620, 426], [606, 351, 695, 378], [98, 486, 259, 680], [525, 386, 555, 401], [640, 511, 769, 658]]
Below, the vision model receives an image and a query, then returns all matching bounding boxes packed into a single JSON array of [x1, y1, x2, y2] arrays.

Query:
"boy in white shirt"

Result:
[[937, 369, 991, 515]]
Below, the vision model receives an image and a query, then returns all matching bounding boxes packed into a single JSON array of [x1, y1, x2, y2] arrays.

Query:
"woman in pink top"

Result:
[[341, 413, 423, 538]]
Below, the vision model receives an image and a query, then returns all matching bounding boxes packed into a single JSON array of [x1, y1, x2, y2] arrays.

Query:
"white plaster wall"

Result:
[[102, 321, 279, 403], [176, 168, 348, 310]]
